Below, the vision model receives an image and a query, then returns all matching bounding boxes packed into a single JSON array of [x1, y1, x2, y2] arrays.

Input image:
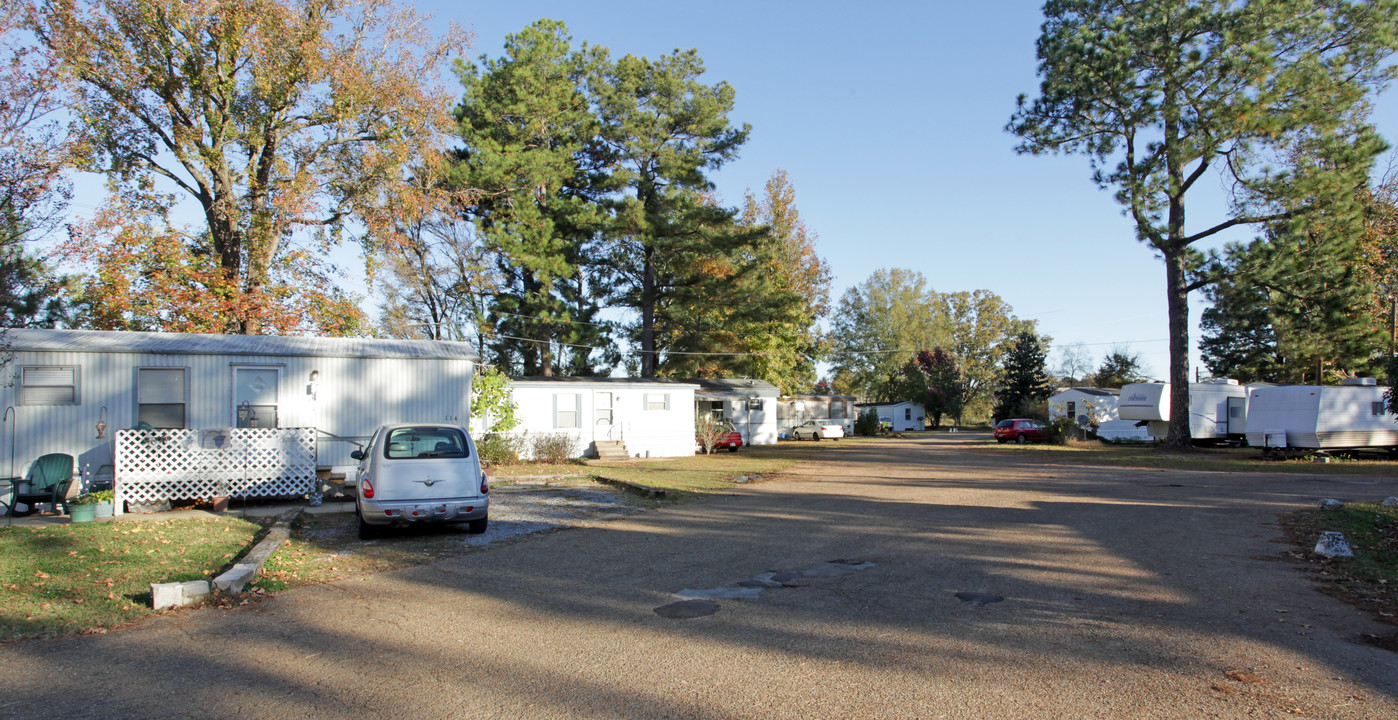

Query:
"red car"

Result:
[[698, 422, 744, 452], [994, 418, 1048, 444]]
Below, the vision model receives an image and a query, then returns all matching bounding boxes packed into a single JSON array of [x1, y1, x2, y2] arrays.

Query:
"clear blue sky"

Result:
[[433, 0, 1398, 382]]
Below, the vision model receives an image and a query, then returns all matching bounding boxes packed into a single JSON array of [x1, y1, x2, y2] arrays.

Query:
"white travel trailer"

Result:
[[1117, 379, 1249, 443], [1244, 379, 1398, 450]]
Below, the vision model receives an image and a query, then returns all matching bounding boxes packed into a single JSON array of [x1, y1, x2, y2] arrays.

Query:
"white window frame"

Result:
[[555, 393, 581, 429], [645, 393, 669, 411], [231, 365, 283, 428], [136, 367, 189, 429], [20, 365, 80, 406]]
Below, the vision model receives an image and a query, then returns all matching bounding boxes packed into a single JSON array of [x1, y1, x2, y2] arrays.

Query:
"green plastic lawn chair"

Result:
[[10, 453, 75, 518]]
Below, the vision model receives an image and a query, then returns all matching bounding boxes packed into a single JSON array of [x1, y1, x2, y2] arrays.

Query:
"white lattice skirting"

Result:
[[115, 428, 317, 507]]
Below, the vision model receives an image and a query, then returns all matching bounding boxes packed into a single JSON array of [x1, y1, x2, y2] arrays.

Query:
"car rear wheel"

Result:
[[1016, 433, 1027, 444], [467, 516, 488, 534], [358, 515, 381, 540], [814, 433, 822, 441]]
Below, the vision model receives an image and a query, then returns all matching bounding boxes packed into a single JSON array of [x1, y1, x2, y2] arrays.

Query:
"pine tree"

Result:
[[994, 332, 1052, 421], [590, 48, 749, 377], [1009, 0, 1398, 446]]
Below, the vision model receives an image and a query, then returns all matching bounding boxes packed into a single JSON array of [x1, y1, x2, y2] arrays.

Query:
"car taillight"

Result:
[[480, 474, 489, 494], [361, 477, 375, 499]]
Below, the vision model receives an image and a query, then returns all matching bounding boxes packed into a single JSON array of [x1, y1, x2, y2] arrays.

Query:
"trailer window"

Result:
[[1373, 401, 1387, 416], [21, 366, 79, 405]]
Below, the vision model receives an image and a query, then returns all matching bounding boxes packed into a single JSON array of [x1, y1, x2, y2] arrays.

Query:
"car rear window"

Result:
[[383, 426, 471, 459], [995, 420, 1013, 428]]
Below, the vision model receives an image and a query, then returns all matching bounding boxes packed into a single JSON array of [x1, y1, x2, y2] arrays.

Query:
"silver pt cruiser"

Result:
[[352, 423, 489, 539]]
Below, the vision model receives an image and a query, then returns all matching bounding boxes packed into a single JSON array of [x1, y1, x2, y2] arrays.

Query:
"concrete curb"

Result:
[[594, 476, 666, 498], [213, 508, 302, 594]]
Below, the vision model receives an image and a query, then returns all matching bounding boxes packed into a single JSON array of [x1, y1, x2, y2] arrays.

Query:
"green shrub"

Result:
[[90, 489, 115, 503], [1046, 415, 1078, 445], [530, 432, 579, 464], [477, 432, 522, 466], [855, 408, 882, 436]]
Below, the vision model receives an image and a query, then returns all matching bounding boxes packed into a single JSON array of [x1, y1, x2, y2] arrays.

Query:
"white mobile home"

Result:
[[1, 328, 476, 513], [1244, 379, 1398, 450], [1047, 387, 1149, 441], [506, 377, 699, 459], [1118, 379, 1249, 442], [778, 395, 857, 436], [854, 401, 925, 432], [690, 378, 780, 446]]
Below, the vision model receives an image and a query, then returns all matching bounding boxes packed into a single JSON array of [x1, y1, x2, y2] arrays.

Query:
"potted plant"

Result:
[[68, 493, 98, 523], [91, 489, 115, 518]]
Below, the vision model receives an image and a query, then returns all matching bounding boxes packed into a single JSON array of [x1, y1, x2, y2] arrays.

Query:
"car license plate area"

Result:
[[407, 504, 449, 520]]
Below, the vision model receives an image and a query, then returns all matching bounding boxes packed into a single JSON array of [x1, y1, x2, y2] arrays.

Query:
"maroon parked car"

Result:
[[994, 418, 1048, 444]]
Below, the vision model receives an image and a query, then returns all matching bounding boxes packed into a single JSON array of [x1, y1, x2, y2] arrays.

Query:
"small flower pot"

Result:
[[69, 504, 96, 523], [211, 496, 229, 513], [94, 501, 114, 519]]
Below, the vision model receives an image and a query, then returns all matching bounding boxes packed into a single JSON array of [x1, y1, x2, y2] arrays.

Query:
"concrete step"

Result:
[[593, 441, 630, 460]]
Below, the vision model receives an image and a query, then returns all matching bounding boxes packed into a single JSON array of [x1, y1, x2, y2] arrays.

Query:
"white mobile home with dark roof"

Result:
[[1047, 387, 1149, 441], [503, 377, 700, 459], [690, 378, 781, 446], [1, 328, 476, 513]]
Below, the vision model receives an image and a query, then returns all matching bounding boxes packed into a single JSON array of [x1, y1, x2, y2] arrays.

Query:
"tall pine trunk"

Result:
[[1164, 249, 1192, 448]]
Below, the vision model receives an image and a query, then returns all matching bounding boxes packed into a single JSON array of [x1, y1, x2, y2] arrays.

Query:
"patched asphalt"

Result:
[[3, 435, 1398, 719]]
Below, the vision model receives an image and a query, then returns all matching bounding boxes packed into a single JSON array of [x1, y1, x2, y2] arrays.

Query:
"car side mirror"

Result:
[[350, 450, 364, 461]]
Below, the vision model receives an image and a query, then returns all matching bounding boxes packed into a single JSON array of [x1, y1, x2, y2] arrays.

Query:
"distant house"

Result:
[[503, 377, 700, 459], [777, 395, 857, 436], [1, 327, 478, 515], [688, 378, 780, 446], [854, 400, 925, 432], [1047, 387, 1149, 441]]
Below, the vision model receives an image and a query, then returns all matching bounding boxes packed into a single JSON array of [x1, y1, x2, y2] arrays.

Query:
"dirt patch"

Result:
[[255, 482, 641, 591]]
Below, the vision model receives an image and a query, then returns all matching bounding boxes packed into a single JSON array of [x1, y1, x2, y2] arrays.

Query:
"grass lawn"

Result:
[[583, 440, 827, 496], [1282, 502, 1398, 647], [0, 516, 265, 643]]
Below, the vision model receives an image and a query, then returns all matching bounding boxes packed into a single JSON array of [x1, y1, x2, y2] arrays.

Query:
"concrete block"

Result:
[[1319, 498, 1344, 511], [213, 564, 257, 594], [1314, 531, 1354, 558], [1382, 497, 1398, 507], [151, 580, 211, 610]]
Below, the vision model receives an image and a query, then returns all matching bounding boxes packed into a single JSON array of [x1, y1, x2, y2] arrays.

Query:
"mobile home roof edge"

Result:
[[2, 327, 479, 360]]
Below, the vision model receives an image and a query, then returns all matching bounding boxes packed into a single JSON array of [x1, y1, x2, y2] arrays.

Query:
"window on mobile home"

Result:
[[555, 393, 580, 428], [138, 368, 188, 428], [20, 366, 79, 405]]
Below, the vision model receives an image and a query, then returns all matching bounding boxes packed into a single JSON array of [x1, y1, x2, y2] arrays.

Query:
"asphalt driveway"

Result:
[[2, 435, 1396, 719]]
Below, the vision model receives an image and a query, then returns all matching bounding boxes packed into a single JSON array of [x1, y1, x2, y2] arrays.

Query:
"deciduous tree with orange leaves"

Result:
[[34, 0, 468, 334]]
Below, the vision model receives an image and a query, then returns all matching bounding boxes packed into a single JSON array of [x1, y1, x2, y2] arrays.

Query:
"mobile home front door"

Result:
[[594, 391, 614, 440]]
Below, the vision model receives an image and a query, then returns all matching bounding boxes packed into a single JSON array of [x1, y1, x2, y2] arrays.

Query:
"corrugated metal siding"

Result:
[[0, 348, 472, 489]]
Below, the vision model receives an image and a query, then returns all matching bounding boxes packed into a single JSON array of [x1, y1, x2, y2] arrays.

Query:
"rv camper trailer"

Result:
[[1244, 378, 1398, 451], [1117, 380, 1249, 443]]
